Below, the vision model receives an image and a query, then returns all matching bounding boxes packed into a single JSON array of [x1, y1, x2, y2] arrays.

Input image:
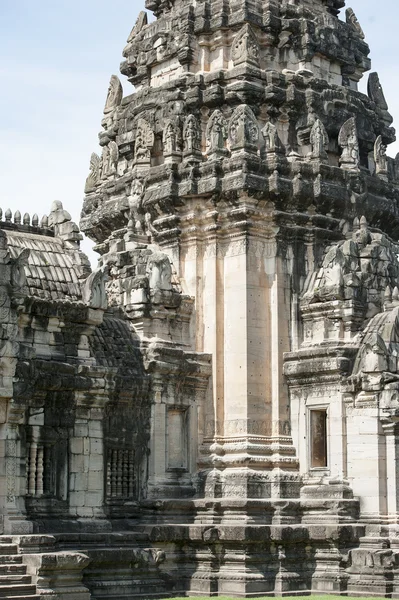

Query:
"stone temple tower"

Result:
[[79, 0, 399, 595]]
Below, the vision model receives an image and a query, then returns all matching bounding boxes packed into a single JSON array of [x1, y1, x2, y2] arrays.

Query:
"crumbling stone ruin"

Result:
[[2, 0, 399, 597]]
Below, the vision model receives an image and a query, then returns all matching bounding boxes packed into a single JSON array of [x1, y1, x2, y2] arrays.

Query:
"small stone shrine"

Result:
[[2, 0, 399, 597]]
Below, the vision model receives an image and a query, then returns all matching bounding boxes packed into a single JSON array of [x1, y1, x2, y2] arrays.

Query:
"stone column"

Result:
[[382, 420, 399, 521], [69, 389, 107, 523]]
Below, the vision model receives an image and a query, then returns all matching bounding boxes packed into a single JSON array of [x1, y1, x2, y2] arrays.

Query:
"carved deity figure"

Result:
[[232, 24, 260, 68], [338, 117, 360, 170], [262, 122, 283, 154], [206, 110, 228, 157], [368, 72, 389, 111], [84, 153, 101, 193], [134, 119, 154, 163], [346, 8, 365, 39], [146, 251, 173, 294], [228, 105, 259, 152], [104, 75, 123, 114], [163, 121, 180, 156], [102, 142, 119, 178], [374, 135, 388, 178], [310, 119, 329, 161], [128, 179, 144, 234], [183, 115, 201, 156]]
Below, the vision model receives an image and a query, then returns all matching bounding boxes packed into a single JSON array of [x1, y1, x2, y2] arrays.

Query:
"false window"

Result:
[[310, 409, 328, 469]]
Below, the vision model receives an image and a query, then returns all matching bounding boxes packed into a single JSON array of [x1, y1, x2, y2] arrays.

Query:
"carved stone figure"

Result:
[[134, 119, 154, 163], [262, 122, 283, 154], [309, 118, 329, 161], [104, 75, 123, 114], [228, 105, 259, 152], [374, 135, 388, 178], [128, 179, 144, 233], [101, 142, 119, 178], [232, 24, 260, 67], [346, 8, 365, 39], [368, 72, 389, 111], [206, 110, 228, 157], [146, 251, 173, 293], [10, 248, 30, 300], [339, 117, 360, 170]]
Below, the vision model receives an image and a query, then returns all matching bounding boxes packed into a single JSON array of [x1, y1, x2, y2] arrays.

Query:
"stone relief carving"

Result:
[[206, 110, 228, 158], [134, 118, 155, 163], [338, 117, 359, 170], [81, 268, 109, 310], [346, 8, 365, 39], [163, 120, 181, 156], [101, 141, 119, 178], [262, 122, 283, 154], [128, 179, 145, 234], [84, 153, 101, 193], [182, 114, 202, 163], [104, 75, 123, 114], [11, 248, 30, 301], [368, 72, 389, 111], [374, 135, 388, 178], [309, 118, 329, 161], [232, 24, 260, 68], [228, 104, 259, 152]]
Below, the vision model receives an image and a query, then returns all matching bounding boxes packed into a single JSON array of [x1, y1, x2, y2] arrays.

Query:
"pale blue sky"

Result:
[[0, 1, 398, 263]]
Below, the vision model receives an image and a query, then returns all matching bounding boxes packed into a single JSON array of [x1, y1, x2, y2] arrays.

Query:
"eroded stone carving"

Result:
[[228, 104, 259, 152], [368, 72, 389, 111], [206, 110, 228, 158], [309, 118, 329, 161], [262, 122, 283, 154], [339, 117, 359, 170], [104, 75, 123, 114], [374, 135, 388, 178], [134, 118, 154, 163], [232, 24, 260, 67], [346, 8, 365, 39], [84, 153, 101, 193], [81, 268, 108, 310], [127, 11, 148, 43]]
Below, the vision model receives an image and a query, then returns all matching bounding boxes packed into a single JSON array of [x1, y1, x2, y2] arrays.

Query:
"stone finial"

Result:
[[339, 117, 359, 171], [14, 211, 21, 225], [232, 24, 260, 68], [0, 208, 3, 221], [5, 209, 11, 223], [41, 214, 48, 228], [127, 11, 148, 43], [81, 268, 108, 310], [32, 214, 39, 227], [104, 75, 123, 114], [346, 8, 365, 39], [23, 213, 30, 226], [84, 152, 101, 193], [48, 201, 72, 227], [368, 72, 388, 111]]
